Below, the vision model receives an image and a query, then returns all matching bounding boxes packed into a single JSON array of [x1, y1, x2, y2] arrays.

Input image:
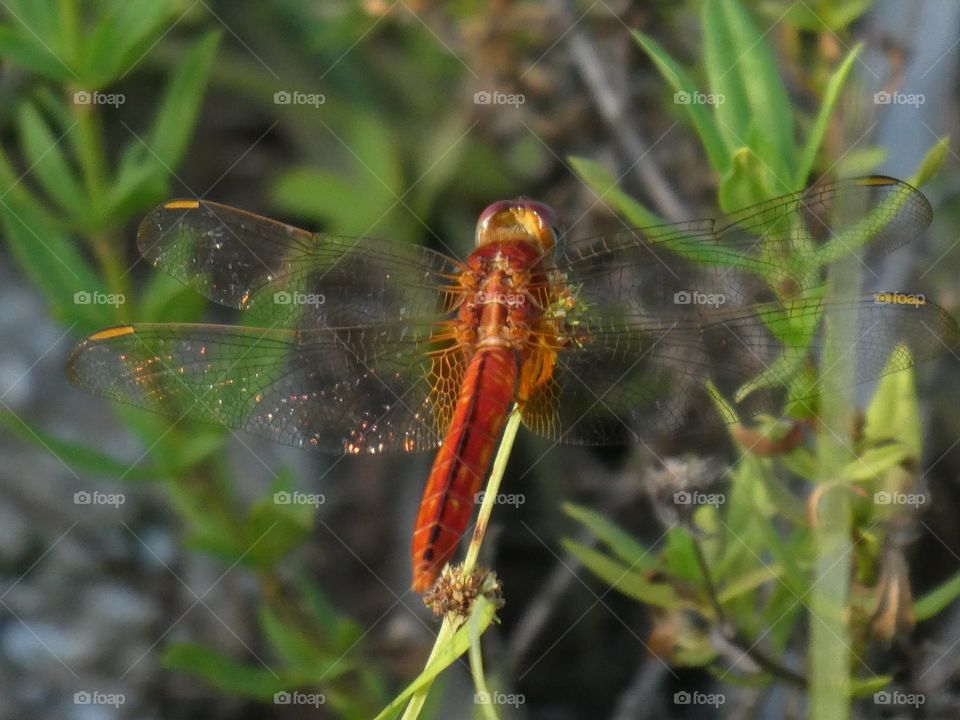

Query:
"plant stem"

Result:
[[402, 406, 522, 719], [69, 95, 130, 309], [808, 256, 857, 718], [462, 405, 521, 576], [469, 605, 498, 720]]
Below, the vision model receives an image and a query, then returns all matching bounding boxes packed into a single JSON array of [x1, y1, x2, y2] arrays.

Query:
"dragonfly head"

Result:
[[475, 199, 559, 253]]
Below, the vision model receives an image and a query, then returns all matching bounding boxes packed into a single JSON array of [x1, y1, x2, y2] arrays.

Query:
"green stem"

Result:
[[462, 405, 521, 576], [469, 603, 498, 720], [69, 90, 130, 311], [58, 0, 79, 68], [402, 406, 522, 719], [808, 257, 857, 718]]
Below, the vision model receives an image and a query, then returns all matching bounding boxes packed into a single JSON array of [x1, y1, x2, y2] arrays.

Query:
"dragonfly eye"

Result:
[[475, 199, 559, 252]]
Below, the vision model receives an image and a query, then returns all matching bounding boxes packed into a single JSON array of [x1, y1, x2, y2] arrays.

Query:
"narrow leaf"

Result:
[[163, 643, 286, 699], [17, 102, 85, 216], [568, 155, 663, 228], [0, 26, 74, 80], [795, 44, 861, 185], [144, 31, 221, 170], [562, 539, 684, 609], [909, 136, 950, 188], [0, 411, 155, 481], [915, 570, 960, 621], [563, 502, 656, 570], [633, 30, 730, 171], [82, 0, 179, 85], [704, 0, 795, 180]]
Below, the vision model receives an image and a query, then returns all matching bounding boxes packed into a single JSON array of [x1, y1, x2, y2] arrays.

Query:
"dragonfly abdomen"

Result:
[[411, 345, 518, 592]]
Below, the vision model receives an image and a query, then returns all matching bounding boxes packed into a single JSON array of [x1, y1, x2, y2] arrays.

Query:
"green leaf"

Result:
[[138, 269, 207, 323], [2, 0, 62, 62], [163, 643, 286, 699], [0, 411, 155, 481], [81, 0, 179, 86], [758, 0, 874, 32], [243, 479, 315, 568], [293, 574, 364, 650], [410, 114, 473, 217], [717, 563, 783, 603], [842, 444, 912, 482], [562, 539, 684, 609], [372, 594, 498, 720], [0, 142, 54, 217], [863, 354, 920, 457], [633, 30, 729, 172], [762, 580, 806, 651], [272, 112, 408, 238], [113, 405, 226, 475], [144, 31, 221, 171], [718, 146, 776, 213], [909, 136, 950, 188], [563, 502, 656, 570], [795, 44, 861, 185], [0, 195, 104, 326], [260, 605, 330, 672], [834, 147, 887, 178], [17, 102, 85, 216], [105, 146, 169, 220], [568, 155, 663, 228], [703, 0, 795, 182], [849, 674, 893, 698], [663, 527, 705, 585], [779, 445, 818, 482], [272, 167, 361, 228], [915, 570, 960, 621], [0, 26, 74, 81]]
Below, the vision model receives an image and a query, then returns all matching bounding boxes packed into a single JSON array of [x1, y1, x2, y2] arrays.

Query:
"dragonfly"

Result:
[[65, 176, 958, 592]]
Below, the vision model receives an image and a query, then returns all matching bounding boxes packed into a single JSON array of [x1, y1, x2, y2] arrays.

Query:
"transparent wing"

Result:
[[521, 299, 956, 445], [65, 322, 465, 454], [520, 176, 943, 444], [137, 199, 463, 327], [560, 176, 931, 303]]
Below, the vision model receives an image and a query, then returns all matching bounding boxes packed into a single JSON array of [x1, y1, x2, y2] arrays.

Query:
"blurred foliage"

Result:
[[0, 0, 956, 718], [567, 1, 953, 718]]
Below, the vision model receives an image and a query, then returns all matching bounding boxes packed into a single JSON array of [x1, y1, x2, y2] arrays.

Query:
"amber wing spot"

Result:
[[854, 176, 898, 187], [88, 325, 137, 341], [163, 199, 201, 210]]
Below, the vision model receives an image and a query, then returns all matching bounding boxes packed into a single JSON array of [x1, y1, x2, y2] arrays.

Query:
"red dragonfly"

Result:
[[66, 176, 957, 591]]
